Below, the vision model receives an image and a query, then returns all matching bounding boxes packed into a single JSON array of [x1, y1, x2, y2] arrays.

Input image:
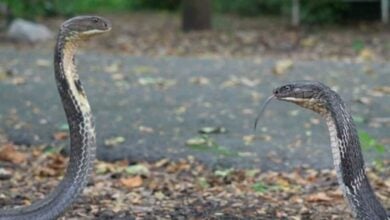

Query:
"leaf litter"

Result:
[[0, 143, 389, 219]]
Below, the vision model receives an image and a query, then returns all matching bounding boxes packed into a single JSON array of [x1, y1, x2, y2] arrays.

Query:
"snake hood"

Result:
[[60, 15, 112, 39]]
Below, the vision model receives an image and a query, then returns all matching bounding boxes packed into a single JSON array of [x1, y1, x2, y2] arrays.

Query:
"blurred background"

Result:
[[0, 0, 389, 59]]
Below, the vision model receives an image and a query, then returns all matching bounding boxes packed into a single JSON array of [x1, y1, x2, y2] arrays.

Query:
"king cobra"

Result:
[[0, 16, 111, 220], [257, 81, 388, 219]]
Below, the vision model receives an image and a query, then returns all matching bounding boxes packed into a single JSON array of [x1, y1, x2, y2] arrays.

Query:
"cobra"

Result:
[[259, 81, 388, 220], [0, 16, 111, 220]]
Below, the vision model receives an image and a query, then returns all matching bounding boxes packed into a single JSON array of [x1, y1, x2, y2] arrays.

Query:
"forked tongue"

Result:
[[254, 95, 275, 130]]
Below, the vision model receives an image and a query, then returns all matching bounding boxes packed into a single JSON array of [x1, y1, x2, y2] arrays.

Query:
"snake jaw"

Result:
[[80, 27, 112, 37]]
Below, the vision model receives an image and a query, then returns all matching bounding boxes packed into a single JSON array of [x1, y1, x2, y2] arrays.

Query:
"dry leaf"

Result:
[[301, 36, 316, 48], [125, 164, 150, 176], [0, 168, 12, 180], [273, 59, 293, 75], [96, 162, 116, 174], [37, 167, 57, 177], [190, 76, 210, 85], [104, 62, 121, 73], [104, 136, 126, 147], [155, 158, 169, 168], [373, 86, 390, 95], [47, 154, 66, 170], [120, 176, 143, 189], [306, 192, 333, 202], [53, 131, 68, 141], [11, 76, 26, 85], [0, 144, 27, 164], [358, 48, 376, 61], [36, 59, 50, 67], [139, 126, 154, 133], [243, 135, 255, 145]]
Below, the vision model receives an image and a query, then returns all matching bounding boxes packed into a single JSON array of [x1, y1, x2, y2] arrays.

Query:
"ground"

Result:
[[0, 13, 389, 219], [1, 142, 389, 219]]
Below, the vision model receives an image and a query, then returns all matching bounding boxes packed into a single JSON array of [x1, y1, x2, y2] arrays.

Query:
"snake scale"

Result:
[[0, 16, 111, 220], [271, 81, 388, 220]]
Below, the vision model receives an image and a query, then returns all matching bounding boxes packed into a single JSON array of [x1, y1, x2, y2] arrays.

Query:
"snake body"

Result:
[[272, 81, 388, 220], [0, 16, 111, 220]]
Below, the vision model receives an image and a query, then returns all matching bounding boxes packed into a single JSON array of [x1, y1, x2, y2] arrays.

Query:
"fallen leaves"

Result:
[[138, 77, 176, 88], [198, 126, 227, 134], [35, 59, 50, 67], [372, 86, 390, 95], [242, 135, 255, 145], [36, 154, 66, 177], [0, 143, 388, 219], [132, 65, 158, 75], [53, 131, 68, 141], [305, 192, 333, 202], [125, 164, 150, 176], [104, 62, 121, 74], [221, 76, 261, 88], [185, 136, 208, 146], [120, 176, 143, 189], [0, 143, 27, 164], [0, 168, 12, 180], [138, 126, 154, 134], [358, 48, 376, 61], [189, 76, 210, 85], [104, 136, 126, 147], [273, 59, 293, 75]]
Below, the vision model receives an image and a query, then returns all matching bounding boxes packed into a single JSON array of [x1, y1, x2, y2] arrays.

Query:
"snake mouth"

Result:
[[85, 28, 111, 34], [75, 28, 111, 41], [276, 96, 309, 103], [80, 27, 111, 37], [273, 85, 318, 103]]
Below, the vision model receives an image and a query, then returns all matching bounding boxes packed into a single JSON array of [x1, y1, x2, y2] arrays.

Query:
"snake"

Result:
[[0, 16, 111, 220], [257, 81, 388, 219]]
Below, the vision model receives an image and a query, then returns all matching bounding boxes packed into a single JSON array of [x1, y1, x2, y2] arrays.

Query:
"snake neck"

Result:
[[55, 33, 91, 115], [323, 100, 387, 220], [0, 31, 96, 220]]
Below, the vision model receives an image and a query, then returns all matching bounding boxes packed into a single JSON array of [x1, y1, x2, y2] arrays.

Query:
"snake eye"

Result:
[[92, 18, 99, 23], [274, 85, 293, 96], [281, 85, 292, 92]]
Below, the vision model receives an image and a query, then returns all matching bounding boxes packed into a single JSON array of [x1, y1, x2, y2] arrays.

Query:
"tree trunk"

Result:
[[182, 0, 211, 31]]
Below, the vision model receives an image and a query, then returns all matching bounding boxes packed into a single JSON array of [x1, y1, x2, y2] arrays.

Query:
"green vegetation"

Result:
[[1, 0, 180, 19], [2, 0, 350, 24], [186, 135, 237, 157], [359, 130, 387, 170], [359, 130, 386, 154], [299, 0, 348, 24], [251, 181, 270, 193]]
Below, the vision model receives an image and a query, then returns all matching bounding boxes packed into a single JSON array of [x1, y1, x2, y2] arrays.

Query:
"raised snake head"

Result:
[[273, 81, 334, 114], [60, 15, 112, 40]]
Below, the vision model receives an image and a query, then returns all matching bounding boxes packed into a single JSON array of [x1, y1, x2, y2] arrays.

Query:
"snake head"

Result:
[[61, 15, 111, 40], [273, 81, 330, 114]]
